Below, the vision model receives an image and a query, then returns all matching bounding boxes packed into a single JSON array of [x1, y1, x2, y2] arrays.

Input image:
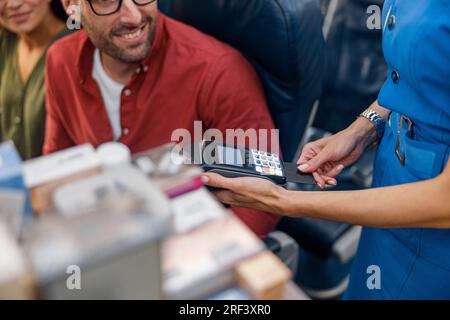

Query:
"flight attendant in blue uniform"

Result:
[[202, 0, 450, 299]]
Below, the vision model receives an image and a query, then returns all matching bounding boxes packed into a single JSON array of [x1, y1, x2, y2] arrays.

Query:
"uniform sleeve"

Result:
[[198, 52, 281, 238], [43, 48, 75, 154]]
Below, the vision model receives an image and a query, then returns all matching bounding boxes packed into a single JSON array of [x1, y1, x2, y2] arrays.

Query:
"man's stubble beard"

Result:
[[80, 13, 156, 64]]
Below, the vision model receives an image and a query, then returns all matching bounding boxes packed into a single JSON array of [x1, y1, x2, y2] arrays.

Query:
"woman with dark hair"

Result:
[[0, 0, 69, 159]]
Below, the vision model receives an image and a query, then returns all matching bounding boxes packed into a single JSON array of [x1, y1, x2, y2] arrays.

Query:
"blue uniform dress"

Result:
[[345, 0, 450, 299]]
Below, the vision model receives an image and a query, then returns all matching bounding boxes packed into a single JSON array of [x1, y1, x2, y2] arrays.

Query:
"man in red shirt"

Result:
[[46, 0, 279, 238]]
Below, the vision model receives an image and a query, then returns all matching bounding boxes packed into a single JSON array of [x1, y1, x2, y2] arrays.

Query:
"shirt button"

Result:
[[124, 89, 132, 96], [14, 116, 21, 124], [123, 128, 130, 136], [136, 67, 141, 74], [143, 65, 149, 72], [391, 70, 400, 84], [388, 15, 396, 30]]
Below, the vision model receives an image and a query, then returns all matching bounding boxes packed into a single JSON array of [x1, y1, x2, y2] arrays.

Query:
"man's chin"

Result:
[[118, 51, 149, 64], [118, 55, 148, 64], [110, 44, 151, 64]]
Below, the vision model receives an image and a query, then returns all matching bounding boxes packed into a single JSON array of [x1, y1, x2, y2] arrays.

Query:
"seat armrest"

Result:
[[264, 231, 299, 275], [331, 225, 361, 263], [277, 218, 353, 259]]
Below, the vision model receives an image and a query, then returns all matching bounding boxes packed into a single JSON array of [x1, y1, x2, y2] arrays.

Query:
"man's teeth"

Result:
[[122, 28, 142, 40]]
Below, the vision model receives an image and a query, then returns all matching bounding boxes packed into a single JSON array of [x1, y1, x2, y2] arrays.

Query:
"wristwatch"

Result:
[[359, 108, 386, 142]]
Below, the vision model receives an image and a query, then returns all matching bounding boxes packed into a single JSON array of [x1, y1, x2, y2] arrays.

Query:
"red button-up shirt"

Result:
[[44, 13, 279, 238]]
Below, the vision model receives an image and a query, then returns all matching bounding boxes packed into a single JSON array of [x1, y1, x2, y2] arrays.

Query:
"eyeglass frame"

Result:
[[86, 0, 157, 17]]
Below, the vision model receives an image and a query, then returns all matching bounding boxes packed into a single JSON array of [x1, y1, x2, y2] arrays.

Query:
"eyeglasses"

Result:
[[87, 0, 156, 17]]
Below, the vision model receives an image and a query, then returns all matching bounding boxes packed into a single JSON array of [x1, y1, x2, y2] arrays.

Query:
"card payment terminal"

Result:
[[198, 141, 315, 186]]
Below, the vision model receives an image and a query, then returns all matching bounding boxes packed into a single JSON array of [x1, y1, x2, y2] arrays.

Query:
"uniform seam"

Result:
[[395, 229, 423, 299]]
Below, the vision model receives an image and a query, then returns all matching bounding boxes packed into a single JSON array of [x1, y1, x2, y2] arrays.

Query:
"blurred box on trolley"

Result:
[[0, 222, 36, 300], [23, 144, 102, 215], [52, 164, 172, 221], [0, 189, 26, 239], [22, 191, 172, 300], [132, 143, 204, 199], [162, 213, 265, 299], [235, 251, 292, 300], [0, 141, 33, 219]]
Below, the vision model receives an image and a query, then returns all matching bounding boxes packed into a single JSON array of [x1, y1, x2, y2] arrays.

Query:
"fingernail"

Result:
[[201, 175, 209, 184], [338, 164, 345, 171], [329, 180, 337, 186], [298, 164, 310, 172]]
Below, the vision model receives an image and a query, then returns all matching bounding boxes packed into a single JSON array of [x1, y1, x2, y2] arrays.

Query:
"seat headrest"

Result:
[[160, 0, 326, 160]]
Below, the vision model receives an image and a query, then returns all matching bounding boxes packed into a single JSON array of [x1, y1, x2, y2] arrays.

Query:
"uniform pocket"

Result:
[[403, 134, 448, 181]]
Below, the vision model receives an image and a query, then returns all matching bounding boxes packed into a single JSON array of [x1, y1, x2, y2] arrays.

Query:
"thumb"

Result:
[[298, 149, 332, 173], [201, 172, 235, 190]]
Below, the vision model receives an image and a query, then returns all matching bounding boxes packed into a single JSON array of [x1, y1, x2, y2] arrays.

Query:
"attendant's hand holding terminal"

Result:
[[197, 141, 316, 186]]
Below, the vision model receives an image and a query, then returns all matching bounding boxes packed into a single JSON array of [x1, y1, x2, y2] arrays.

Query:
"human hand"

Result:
[[201, 173, 289, 215], [298, 119, 376, 188]]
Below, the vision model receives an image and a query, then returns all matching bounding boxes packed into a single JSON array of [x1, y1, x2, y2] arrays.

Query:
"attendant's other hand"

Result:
[[298, 118, 377, 188], [201, 173, 289, 215]]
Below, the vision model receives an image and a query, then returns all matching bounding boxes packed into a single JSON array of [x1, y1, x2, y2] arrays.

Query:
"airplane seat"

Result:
[[159, 0, 326, 162]]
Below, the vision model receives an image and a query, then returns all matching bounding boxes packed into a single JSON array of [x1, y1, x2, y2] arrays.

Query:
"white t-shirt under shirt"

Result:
[[92, 49, 124, 141]]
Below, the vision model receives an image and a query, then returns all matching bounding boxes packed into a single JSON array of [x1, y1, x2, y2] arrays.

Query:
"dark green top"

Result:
[[0, 28, 70, 160]]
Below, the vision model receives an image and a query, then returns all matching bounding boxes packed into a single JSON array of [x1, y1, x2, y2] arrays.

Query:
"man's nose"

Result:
[[6, 0, 23, 10], [119, 0, 143, 25]]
